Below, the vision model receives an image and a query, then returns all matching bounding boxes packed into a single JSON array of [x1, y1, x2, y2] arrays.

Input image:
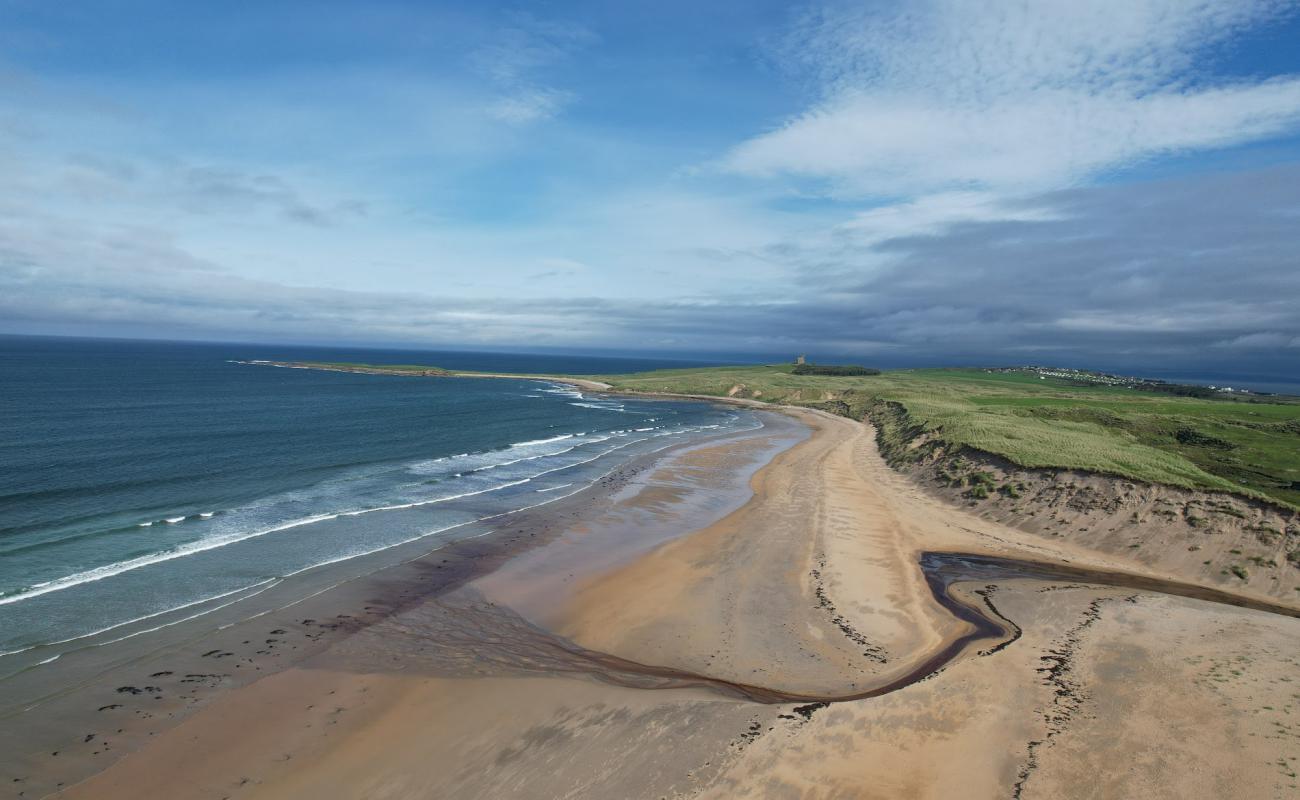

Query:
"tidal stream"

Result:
[[333, 551, 1300, 706]]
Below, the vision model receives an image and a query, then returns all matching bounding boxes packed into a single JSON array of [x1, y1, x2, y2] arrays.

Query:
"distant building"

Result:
[[795, 354, 806, 365]]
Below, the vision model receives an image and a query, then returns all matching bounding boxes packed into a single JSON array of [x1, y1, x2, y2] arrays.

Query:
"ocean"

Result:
[[0, 336, 757, 666]]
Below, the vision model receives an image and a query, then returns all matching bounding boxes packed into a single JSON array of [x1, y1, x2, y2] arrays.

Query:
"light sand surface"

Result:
[[53, 407, 1300, 800]]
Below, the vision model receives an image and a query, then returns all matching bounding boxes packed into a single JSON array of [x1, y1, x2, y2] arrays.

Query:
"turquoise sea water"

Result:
[[0, 336, 755, 660]]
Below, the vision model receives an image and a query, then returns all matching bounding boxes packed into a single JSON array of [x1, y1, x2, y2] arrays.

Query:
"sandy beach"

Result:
[[8, 0, 1300, 796], [24, 405, 1300, 799]]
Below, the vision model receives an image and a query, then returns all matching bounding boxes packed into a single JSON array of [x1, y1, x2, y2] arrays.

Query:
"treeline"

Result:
[[792, 363, 881, 377], [1133, 382, 1217, 399]]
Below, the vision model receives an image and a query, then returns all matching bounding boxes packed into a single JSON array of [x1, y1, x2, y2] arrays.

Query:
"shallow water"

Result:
[[0, 337, 756, 666]]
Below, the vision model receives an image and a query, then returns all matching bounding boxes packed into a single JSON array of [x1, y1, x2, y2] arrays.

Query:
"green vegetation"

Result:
[[1132, 382, 1219, 399], [791, 363, 881, 376], [585, 364, 1300, 508]]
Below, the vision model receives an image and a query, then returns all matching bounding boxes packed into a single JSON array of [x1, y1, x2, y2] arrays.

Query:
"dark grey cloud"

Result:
[[824, 164, 1300, 361]]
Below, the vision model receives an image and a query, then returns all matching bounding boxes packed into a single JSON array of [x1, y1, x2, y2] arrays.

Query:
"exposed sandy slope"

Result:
[[54, 408, 1300, 800], [903, 446, 1300, 601]]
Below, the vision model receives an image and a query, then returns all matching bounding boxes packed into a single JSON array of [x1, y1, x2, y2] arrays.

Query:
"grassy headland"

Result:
[[590, 364, 1300, 509]]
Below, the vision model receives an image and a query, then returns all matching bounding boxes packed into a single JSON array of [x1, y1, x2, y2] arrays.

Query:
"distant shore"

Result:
[[233, 359, 615, 391]]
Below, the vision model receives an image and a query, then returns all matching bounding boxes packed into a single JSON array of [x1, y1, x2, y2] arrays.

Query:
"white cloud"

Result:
[[837, 191, 1058, 245], [726, 0, 1300, 195], [471, 15, 596, 85], [486, 87, 574, 124], [473, 13, 594, 127]]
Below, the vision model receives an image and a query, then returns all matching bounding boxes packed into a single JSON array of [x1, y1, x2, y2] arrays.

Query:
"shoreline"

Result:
[[40, 404, 1300, 799], [2, 404, 795, 800], [232, 360, 616, 391]]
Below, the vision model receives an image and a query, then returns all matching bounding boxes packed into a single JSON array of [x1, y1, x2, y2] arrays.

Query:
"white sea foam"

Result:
[[0, 579, 281, 665], [0, 415, 742, 618], [199, 512, 215, 519], [468, 436, 617, 472], [0, 469, 553, 608], [540, 385, 585, 400], [0, 512, 342, 607], [164, 516, 185, 524], [569, 401, 625, 411], [94, 579, 283, 649], [509, 434, 575, 448], [137, 521, 153, 528], [279, 479, 596, 581], [5, 414, 753, 672], [407, 432, 615, 476]]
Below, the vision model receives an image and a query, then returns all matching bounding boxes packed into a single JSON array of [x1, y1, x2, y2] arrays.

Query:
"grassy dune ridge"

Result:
[[590, 365, 1300, 509]]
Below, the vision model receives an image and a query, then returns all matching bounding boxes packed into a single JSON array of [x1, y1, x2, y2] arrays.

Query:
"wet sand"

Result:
[[28, 406, 1300, 799], [2, 411, 802, 799]]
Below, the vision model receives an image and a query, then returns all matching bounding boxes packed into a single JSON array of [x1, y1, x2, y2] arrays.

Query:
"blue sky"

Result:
[[2, 0, 1299, 374]]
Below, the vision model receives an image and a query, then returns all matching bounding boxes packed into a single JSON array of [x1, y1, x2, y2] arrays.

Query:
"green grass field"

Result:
[[591, 365, 1300, 509]]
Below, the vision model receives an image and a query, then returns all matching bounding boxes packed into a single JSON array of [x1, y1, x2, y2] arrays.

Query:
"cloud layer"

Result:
[[1, 0, 1298, 378], [5, 164, 1297, 374], [727, 0, 1300, 194]]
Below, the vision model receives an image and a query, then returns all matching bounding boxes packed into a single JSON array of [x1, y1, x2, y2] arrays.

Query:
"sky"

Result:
[[1, 0, 1299, 375]]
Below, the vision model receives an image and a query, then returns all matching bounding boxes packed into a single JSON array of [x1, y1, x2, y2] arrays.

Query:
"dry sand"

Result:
[[50, 407, 1300, 800]]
